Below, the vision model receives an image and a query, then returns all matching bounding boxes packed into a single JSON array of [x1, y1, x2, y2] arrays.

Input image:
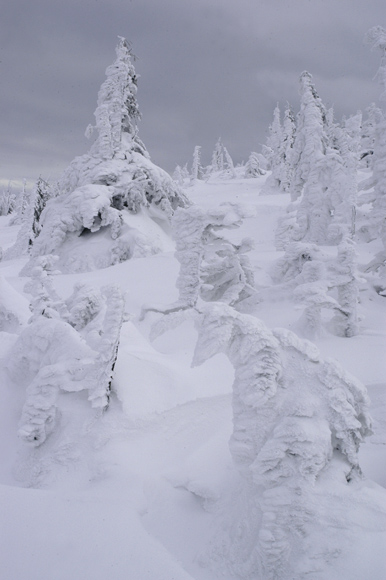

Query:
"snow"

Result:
[[1, 175, 386, 579]]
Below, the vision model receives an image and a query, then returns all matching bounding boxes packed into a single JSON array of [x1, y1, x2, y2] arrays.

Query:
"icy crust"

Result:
[[192, 303, 372, 579]]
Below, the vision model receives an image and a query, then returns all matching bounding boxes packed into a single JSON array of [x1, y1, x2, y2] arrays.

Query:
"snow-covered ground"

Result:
[[1, 175, 386, 580]]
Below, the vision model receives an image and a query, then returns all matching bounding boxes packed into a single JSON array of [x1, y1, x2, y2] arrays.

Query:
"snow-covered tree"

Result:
[[279, 104, 296, 192], [210, 138, 224, 172], [328, 238, 360, 337], [31, 177, 53, 239], [262, 105, 282, 172], [141, 204, 257, 320], [172, 165, 185, 186], [222, 146, 236, 179], [190, 145, 204, 182], [8, 273, 125, 446], [269, 241, 360, 338], [25, 37, 189, 273], [0, 181, 16, 216], [325, 113, 361, 244], [289, 72, 329, 203], [261, 105, 284, 193], [277, 73, 360, 246], [244, 151, 265, 178], [359, 26, 386, 290], [173, 205, 256, 310], [360, 103, 381, 167], [192, 303, 371, 579]]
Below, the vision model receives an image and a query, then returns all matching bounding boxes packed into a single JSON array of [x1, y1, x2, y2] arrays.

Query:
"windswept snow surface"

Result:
[[1, 175, 386, 579]]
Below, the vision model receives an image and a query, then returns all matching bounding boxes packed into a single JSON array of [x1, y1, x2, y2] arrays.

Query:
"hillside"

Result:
[[1, 172, 386, 580]]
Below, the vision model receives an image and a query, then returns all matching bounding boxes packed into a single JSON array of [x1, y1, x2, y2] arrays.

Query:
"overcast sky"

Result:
[[1, 0, 385, 187]]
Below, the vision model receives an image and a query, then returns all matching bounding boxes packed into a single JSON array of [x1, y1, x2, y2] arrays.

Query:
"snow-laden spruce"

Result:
[[358, 27, 386, 292], [192, 302, 371, 579], [261, 104, 295, 194], [5, 177, 54, 260], [275, 73, 361, 248], [143, 204, 257, 320], [7, 256, 125, 446], [267, 240, 360, 338], [26, 38, 189, 273]]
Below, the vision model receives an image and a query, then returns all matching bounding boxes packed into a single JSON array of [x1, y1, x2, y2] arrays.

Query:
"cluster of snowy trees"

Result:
[[265, 26, 386, 309], [2, 27, 385, 577], [173, 138, 266, 184], [139, 27, 386, 576]]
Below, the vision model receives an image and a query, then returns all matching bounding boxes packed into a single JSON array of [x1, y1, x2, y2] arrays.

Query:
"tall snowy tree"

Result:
[[210, 138, 224, 172], [261, 105, 284, 193], [279, 104, 296, 193], [25, 37, 189, 273], [190, 145, 204, 182], [289, 72, 329, 203], [360, 26, 386, 290]]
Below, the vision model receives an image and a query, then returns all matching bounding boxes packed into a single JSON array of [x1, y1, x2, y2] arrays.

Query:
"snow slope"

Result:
[[1, 175, 386, 580]]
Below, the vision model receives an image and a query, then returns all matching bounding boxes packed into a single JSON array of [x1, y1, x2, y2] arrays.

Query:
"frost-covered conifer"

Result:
[[31, 176, 52, 239], [190, 146, 204, 182], [210, 138, 224, 172], [222, 146, 236, 179], [26, 38, 189, 273], [173, 205, 256, 309], [244, 151, 265, 178], [325, 113, 361, 243], [262, 105, 282, 171], [23, 255, 68, 322], [279, 104, 296, 192], [329, 238, 360, 337], [360, 103, 380, 167], [261, 105, 284, 193], [289, 72, 328, 203], [360, 27, 386, 288], [269, 241, 359, 338], [192, 303, 371, 578], [0, 181, 16, 216], [9, 276, 125, 445], [172, 165, 185, 186], [84, 285, 125, 409]]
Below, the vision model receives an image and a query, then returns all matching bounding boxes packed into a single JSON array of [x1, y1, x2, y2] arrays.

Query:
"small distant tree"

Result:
[[289, 72, 329, 203], [172, 165, 185, 186], [190, 146, 204, 182], [261, 105, 283, 193], [222, 146, 236, 179], [244, 152, 265, 178], [210, 138, 224, 172], [0, 181, 16, 216]]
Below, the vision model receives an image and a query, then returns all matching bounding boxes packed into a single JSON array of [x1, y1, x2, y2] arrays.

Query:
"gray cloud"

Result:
[[0, 0, 385, 186]]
